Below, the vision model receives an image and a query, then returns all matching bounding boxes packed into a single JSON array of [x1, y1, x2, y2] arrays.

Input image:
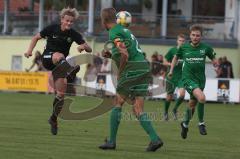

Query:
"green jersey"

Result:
[[165, 47, 183, 80], [176, 42, 216, 83], [108, 24, 150, 97], [109, 24, 146, 68]]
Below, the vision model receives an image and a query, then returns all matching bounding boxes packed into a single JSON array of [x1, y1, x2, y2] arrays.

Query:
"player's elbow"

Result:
[[33, 33, 42, 41]]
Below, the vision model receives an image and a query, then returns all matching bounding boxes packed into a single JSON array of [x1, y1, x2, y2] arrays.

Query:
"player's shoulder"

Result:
[[169, 46, 178, 52], [110, 24, 129, 39], [200, 42, 213, 49], [69, 27, 81, 35], [181, 43, 191, 48]]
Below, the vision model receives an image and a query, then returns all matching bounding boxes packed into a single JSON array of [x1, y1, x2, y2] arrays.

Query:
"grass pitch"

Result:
[[0, 92, 239, 159]]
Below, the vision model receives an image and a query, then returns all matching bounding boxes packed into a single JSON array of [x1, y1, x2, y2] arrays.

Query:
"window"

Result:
[[192, 0, 225, 16]]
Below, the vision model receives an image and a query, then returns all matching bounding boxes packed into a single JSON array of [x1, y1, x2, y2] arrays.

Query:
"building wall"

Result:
[[0, 37, 239, 78]]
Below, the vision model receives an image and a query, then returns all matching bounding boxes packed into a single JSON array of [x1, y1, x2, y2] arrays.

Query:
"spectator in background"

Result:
[[25, 50, 46, 72], [151, 53, 160, 76], [84, 63, 97, 82], [215, 57, 223, 78], [220, 56, 234, 78], [94, 52, 103, 72], [158, 54, 167, 78], [100, 59, 111, 73], [177, 9, 186, 21], [158, 54, 164, 63], [47, 6, 59, 24]]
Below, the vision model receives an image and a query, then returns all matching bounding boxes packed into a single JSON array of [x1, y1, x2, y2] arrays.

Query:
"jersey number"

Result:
[[130, 34, 143, 53]]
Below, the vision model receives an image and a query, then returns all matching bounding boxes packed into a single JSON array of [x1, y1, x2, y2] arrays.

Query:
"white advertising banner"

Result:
[[85, 74, 240, 103]]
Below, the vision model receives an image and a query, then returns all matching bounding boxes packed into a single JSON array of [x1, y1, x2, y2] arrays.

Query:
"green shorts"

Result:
[[182, 78, 205, 99], [116, 61, 151, 98], [166, 77, 184, 94]]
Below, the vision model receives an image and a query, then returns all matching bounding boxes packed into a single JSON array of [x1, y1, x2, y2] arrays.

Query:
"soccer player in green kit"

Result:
[[164, 34, 186, 121], [99, 8, 163, 151], [168, 25, 217, 139]]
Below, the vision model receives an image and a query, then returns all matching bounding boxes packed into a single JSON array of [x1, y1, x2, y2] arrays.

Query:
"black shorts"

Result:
[[42, 51, 56, 70]]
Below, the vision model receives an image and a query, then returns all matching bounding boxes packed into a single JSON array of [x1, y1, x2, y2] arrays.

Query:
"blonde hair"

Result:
[[101, 8, 116, 24], [60, 7, 79, 20], [177, 33, 185, 39]]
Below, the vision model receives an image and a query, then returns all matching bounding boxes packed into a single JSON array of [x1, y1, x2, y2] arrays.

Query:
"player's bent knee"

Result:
[[198, 96, 206, 103], [52, 52, 65, 64]]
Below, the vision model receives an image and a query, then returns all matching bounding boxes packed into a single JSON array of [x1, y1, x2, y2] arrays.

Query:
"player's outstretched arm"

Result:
[[77, 43, 92, 53], [24, 33, 42, 58], [168, 55, 178, 78]]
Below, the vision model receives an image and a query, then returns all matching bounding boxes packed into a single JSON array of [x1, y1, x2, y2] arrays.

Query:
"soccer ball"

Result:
[[116, 11, 132, 27]]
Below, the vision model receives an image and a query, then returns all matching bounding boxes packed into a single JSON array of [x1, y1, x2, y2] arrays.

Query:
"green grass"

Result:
[[0, 92, 240, 159]]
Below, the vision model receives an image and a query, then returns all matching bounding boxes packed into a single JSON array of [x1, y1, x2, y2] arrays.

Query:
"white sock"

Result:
[[198, 122, 205, 126], [183, 122, 188, 128]]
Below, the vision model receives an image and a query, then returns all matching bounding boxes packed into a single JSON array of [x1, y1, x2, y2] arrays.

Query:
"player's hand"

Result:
[[167, 72, 173, 79], [24, 52, 32, 58], [77, 45, 85, 53], [78, 43, 92, 53], [101, 50, 112, 58]]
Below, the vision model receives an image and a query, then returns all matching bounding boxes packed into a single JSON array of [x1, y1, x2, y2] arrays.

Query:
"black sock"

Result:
[[51, 95, 64, 121]]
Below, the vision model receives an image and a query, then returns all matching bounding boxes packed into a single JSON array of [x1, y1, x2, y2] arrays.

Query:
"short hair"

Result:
[[190, 24, 203, 35], [177, 33, 185, 39], [101, 7, 116, 24], [60, 7, 79, 20]]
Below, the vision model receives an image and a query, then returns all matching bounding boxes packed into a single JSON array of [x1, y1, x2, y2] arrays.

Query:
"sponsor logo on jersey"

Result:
[[67, 37, 72, 43], [123, 28, 128, 32], [186, 57, 204, 63], [200, 49, 206, 55]]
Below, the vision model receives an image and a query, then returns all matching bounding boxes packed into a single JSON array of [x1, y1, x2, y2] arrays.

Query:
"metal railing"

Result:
[[0, 11, 236, 41]]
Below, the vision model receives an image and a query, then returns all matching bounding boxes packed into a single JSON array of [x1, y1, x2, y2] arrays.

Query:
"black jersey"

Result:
[[40, 24, 85, 57]]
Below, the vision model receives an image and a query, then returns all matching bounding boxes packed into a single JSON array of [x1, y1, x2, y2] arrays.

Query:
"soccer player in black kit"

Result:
[[24, 8, 92, 135]]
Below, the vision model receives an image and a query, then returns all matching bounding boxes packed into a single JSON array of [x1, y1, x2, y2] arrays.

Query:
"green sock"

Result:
[[197, 102, 205, 123], [173, 97, 184, 112], [183, 107, 195, 126], [139, 113, 159, 142], [164, 100, 171, 114], [109, 107, 122, 143]]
